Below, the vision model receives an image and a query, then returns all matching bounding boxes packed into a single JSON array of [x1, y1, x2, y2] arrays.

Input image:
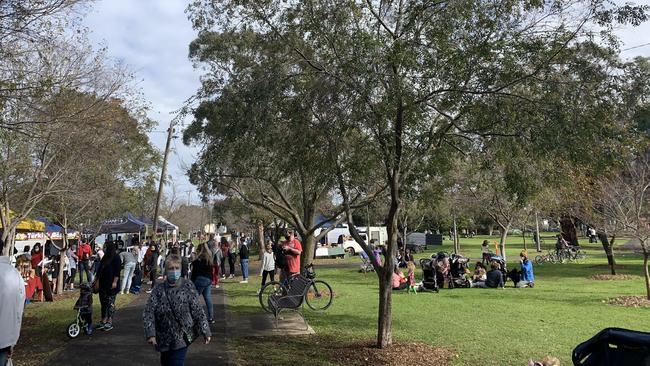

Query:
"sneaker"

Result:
[[228, 274, 234, 279], [220, 275, 225, 279], [214, 285, 220, 289], [95, 323, 106, 331], [86, 325, 93, 335], [239, 280, 248, 284], [102, 323, 114, 331]]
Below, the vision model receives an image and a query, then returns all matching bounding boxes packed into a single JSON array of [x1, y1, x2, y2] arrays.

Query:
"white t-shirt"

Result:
[[0, 256, 26, 349]]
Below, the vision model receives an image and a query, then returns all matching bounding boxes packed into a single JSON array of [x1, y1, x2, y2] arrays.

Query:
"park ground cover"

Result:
[[225, 234, 650, 366], [15, 293, 132, 366]]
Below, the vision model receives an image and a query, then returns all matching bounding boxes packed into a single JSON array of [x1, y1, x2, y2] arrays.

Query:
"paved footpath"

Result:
[[49, 287, 233, 366]]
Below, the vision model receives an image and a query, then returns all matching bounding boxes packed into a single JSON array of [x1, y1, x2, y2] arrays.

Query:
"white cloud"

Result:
[[83, 0, 202, 201]]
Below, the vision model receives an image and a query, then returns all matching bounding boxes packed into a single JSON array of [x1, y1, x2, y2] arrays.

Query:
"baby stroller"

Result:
[[358, 251, 375, 273], [448, 253, 471, 288], [67, 283, 93, 338], [419, 258, 439, 292]]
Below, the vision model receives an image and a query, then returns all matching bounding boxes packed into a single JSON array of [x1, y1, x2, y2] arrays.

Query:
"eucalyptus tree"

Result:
[[187, 0, 648, 348], [184, 30, 384, 266]]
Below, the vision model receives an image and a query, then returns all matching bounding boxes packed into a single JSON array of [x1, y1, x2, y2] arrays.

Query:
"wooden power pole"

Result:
[[153, 120, 175, 242]]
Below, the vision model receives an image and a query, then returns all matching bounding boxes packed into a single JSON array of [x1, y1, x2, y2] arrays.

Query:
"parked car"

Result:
[[406, 232, 426, 253], [343, 234, 367, 256]]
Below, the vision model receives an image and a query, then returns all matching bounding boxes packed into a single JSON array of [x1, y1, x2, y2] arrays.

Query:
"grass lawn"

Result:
[[224, 234, 650, 366], [15, 292, 133, 366]]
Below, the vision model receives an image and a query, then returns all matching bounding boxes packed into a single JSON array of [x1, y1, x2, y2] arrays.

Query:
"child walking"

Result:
[[258, 243, 276, 295]]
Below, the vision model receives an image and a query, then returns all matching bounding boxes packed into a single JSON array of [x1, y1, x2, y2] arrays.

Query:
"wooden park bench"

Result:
[[268, 275, 311, 330]]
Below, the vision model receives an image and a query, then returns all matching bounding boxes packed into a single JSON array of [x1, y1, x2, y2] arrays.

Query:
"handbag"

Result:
[[162, 284, 196, 345]]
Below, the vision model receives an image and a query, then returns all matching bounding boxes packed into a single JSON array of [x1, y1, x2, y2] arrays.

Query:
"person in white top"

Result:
[[0, 256, 26, 365], [257, 243, 276, 295]]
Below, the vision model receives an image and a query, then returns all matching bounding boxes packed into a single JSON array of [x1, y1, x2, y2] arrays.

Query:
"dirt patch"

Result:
[[330, 340, 455, 366], [590, 274, 641, 281], [606, 296, 650, 308], [587, 264, 632, 270]]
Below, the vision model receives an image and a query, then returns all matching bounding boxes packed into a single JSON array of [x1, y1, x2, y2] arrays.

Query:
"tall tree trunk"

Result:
[[56, 227, 68, 295], [1, 228, 15, 256], [560, 216, 579, 246], [499, 224, 509, 262], [644, 252, 650, 301], [522, 228, 527, 251], [377, 270, 393, 348], [256, 220, 264, 260], [301, 234, 316, 268], [598, 232, 616, 275]]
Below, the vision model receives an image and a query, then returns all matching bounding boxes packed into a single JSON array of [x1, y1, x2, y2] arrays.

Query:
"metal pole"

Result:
[[535, 211, 541, 252], [153, 120, 175, 242], [452, 213, 458, 254]]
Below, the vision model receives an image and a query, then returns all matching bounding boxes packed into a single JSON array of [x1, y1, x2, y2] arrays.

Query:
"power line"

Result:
[[621, 42, 650, 52]]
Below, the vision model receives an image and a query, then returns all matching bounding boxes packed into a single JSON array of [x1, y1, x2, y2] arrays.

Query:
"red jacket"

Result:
[[77, 244, 92, 261]]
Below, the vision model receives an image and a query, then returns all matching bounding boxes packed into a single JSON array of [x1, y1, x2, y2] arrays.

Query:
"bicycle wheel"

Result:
[[258, 281, 284, 313], [534, 255, 543, 265], [305, 280, 333, 311]]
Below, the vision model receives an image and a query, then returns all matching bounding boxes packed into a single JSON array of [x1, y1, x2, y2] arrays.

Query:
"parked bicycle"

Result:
[[258, 264, 333, 313]]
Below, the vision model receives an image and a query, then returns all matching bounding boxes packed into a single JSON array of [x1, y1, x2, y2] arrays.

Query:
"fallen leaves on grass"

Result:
[[606, 296, 650, 308], [590, 274, 641, 281], [330, 340, 455, 366]]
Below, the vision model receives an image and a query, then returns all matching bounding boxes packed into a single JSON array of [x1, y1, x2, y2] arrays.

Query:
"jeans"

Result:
[[228, 253, 235, 276], [121, 262, 136, 293], [193, 276, 213, 320], [160, 346, 188, 366], [220, 257, 226, 277], [78, 260, 93, 284], [0, 346, 10, 366], [240, 259, 249, 280]]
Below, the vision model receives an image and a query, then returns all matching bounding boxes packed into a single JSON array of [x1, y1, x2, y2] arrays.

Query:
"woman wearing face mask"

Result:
[[144, 254, 211, 366]]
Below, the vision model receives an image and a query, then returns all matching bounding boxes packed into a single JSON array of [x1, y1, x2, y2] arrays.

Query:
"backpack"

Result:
[[273, 244, 286, 270]]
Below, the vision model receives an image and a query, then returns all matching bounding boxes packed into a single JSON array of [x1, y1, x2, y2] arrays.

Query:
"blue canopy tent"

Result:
[[98, 213, 146, 235]]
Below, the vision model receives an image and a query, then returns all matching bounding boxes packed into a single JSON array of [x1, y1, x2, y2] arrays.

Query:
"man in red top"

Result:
[[76, 241, 93, 284], [282, 229, 302, 278]]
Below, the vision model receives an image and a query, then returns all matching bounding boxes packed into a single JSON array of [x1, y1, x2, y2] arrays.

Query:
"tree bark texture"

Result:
[[644, 252, 650, 301], [499, 225, 509, 262], [560, 216, 579, 246], [598, 233, 616, 275], [257, 220, 265, 260], [377, 272, 393, 348]]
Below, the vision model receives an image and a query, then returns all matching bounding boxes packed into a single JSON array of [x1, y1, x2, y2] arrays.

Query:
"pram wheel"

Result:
[[67, 322, 81, 338]]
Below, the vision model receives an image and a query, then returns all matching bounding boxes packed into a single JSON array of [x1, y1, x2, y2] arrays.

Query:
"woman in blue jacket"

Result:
[[517, 251, 535, 288]]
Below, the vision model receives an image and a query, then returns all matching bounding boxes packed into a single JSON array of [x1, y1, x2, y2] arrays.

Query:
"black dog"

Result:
[[506, 268, 521, 287]]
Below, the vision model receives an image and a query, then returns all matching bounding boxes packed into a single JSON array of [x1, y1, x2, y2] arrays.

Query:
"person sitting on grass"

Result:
[[482, 261, 504, 289], [391, 266, 408, 290], [517, 251, 535, 288], [470, 262, 487, 288]]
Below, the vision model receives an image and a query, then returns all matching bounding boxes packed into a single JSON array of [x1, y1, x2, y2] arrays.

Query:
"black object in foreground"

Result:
[[573, 327, 650, 366]]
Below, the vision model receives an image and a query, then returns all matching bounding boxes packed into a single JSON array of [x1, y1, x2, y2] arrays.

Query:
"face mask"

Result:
[[166, 270, 181, 284]]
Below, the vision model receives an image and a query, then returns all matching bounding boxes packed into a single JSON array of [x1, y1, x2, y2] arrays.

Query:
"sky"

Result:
[[82, 1, 650, 204]]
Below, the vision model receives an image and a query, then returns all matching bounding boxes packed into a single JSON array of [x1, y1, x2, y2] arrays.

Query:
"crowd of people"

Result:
[[392, 249, 536, 291]]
